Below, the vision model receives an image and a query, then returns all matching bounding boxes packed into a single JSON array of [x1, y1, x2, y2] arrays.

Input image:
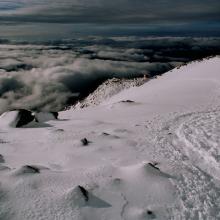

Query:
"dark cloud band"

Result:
[[0, 0, 220, 24]]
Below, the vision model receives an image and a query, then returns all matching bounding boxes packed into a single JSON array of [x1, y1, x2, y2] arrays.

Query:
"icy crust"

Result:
[[0, 57, 220, 219], [74, 77, 148, 109]]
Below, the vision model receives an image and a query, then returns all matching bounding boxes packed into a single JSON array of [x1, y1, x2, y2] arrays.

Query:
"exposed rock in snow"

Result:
[[148, 162, 160, 171], [13, 165, 50, 176], [15, 109, 35, 127], [80, 138, 89, 146], [65, 185, 112, 208], [14, 165, 41, 175], [0, 109, 35, 128], [78, 185, 89, 201], [0, 110, 59, 127]]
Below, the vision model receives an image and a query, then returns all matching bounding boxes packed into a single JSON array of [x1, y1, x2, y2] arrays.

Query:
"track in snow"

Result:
[[176, 110, 220, 180], [149, 109, 220, 219]]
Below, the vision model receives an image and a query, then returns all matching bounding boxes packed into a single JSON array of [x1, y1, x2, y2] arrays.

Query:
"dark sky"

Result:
[[0, 0, 220, 39]]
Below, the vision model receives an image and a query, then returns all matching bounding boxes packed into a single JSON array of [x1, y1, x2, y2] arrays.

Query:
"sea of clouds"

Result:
[[0, 36, 220, 113]]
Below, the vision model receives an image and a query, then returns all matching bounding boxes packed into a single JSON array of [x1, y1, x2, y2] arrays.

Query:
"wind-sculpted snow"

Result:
[[0, 57, 220, 219], [0, 36, 220, 114]]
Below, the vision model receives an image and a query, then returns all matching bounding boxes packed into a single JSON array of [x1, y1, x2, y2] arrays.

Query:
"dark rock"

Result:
[[120, 100, 134, 103], [50, 112, 59, 119], [147, 210, 153, 215], [146, 210, 156, 218], [102, 132, 110, 136], [25, 165, 40, 173], [81, 138, 89, 146], [55, 129, 64, 132], [19, 165, 40, 174], [67, 185, 111, 208], [15, 109, 35, 127], [148, 162, 160, 171], [78, 185, 89, 201]]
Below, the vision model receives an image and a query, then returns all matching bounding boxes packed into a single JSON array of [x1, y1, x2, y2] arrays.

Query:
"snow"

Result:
[[74, 77, 147, 109], [0, 56, 220, 219]]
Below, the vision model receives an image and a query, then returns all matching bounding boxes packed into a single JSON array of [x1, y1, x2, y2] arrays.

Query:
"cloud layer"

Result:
[[0, 36, 220, 113], [0, 0, 220, 24], [0, 0, 220, 38]]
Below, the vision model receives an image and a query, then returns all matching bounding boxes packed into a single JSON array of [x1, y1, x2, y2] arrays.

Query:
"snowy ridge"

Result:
[[73, 77, 148, 109], [0, 56, 220, 219]]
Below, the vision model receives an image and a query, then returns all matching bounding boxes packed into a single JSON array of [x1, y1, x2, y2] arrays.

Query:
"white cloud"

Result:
[[0, 37, 219, 113]]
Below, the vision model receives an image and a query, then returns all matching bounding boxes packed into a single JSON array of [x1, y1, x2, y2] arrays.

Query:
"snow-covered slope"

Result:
[[73, 77, 147, 109], [0, 56, 220, 220]]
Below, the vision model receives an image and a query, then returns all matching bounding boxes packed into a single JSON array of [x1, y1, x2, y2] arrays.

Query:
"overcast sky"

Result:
[[0, 0, 220, 40]]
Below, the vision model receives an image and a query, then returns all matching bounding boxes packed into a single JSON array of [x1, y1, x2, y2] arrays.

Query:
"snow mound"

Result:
[[0, 109, 35, 128], [14, 165, 41, 175], [65, 185, 111, 208], [13, 165, 50, 176]]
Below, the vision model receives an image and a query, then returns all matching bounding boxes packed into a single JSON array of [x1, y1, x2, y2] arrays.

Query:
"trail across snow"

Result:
[[0, 57, 220, 220], [149, 109, 220, 219]]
